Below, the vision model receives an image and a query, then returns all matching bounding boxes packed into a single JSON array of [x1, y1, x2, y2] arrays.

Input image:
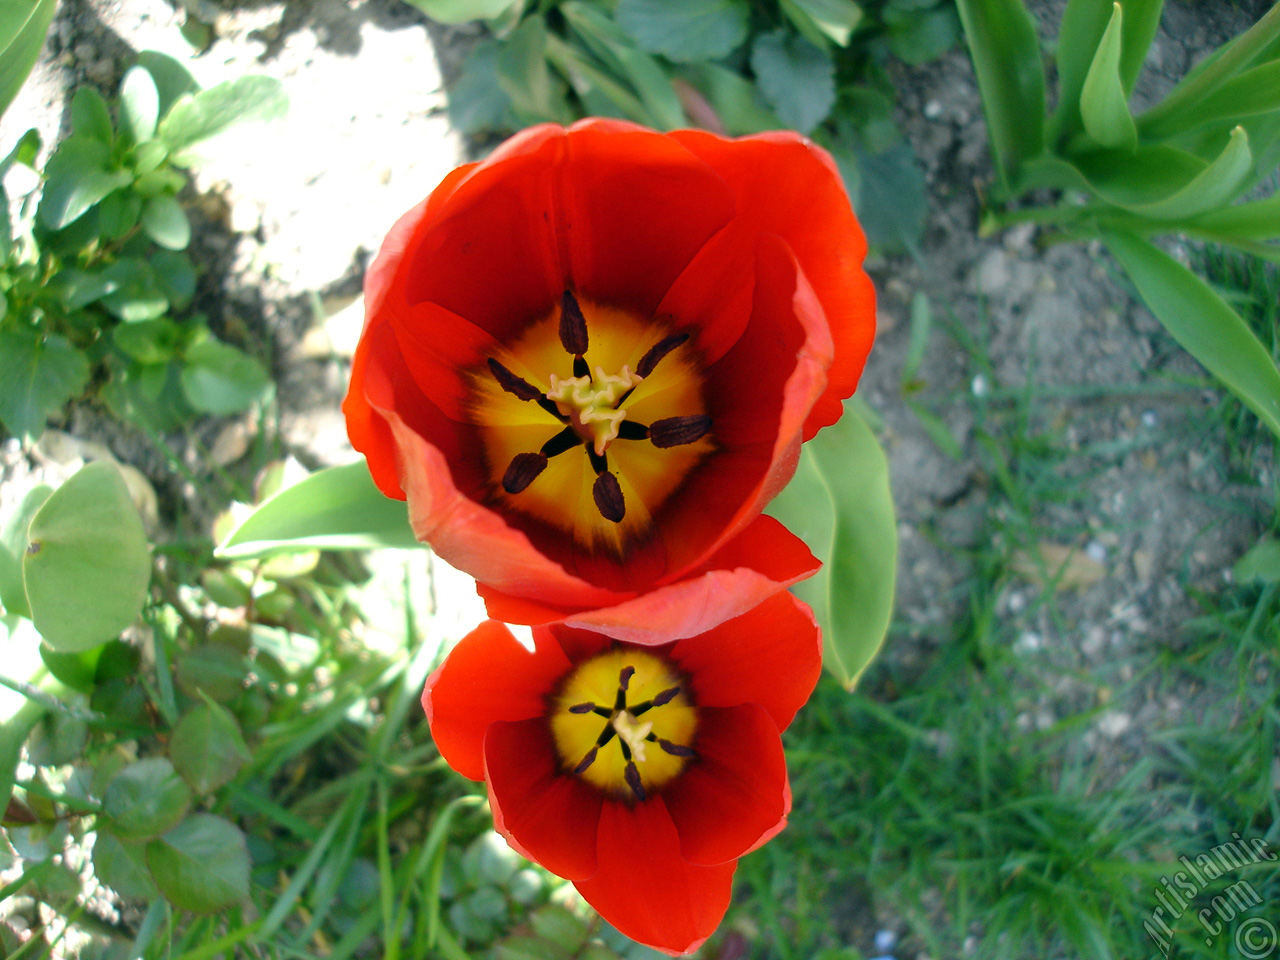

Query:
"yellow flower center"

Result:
[[469, 291, 714, 555], [549, 648, 697, 799]]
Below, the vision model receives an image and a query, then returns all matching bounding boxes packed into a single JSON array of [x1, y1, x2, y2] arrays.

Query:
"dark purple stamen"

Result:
[[488, 358, 542, 401], [593, 472, 625, 523], [658, 738, 695, 758], [574, 748, 598, 774], [619, 666, 635, 691], [636, 333, 689, 378], [649, 415, 713, 448], [568, 702, 596, 714], [624, 761, 646, 801], [502, 453, 546, 494], [559, 290, 588, 356]]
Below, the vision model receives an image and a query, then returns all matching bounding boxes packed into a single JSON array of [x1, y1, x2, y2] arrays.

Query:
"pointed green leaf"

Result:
[[1103, 228, 1280, 439], [104, 758, 192, 840], [145, 814, 250, 913], [0, 0, 55, 120], [1080, 3, 1137, 150], [0, 330, 90, 441], [782, 0, 863, 47], [159, 76, 287, 158], [93, 832, 160, 900], [136, 51, 200, 118], [71, 87, 114, 144], [1117, 0, 1162, 94], [1235, 536, 1280, 584], [767, 403, 897, 689], [169, 699, 250, 794], [1187, 193, 1280, 241], [1158, 60, 1280, 137], [37, 137, 133, 230], [615, 0, 750, 63], [23, 462, 151, 653], [216, 461, 419, 559], [954, 0, 1046, 189]]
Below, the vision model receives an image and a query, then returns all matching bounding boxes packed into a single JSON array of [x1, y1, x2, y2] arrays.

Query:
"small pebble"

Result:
[[875, 930, 897, 952], [923, 99, 943, 119], [971, 374, 989, 397], [1141, 410, 1158, 428]]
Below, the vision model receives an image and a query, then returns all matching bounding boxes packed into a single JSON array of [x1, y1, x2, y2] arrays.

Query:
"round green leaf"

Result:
[[0, 483, 50, 618], [141, 194, 190, 250], [615, 0, 749, 63], [401, 0, 518, 23], [169, 700, 250, 794], [749, 29, 835, 134], [120, 65, 160, 144], [93, 831, 159, 900], [174, 643, 249, 702], [767, 402, 897, 689], [23, 461, 151, 653], [104, 758, 193, 840], [145, 814, 250, 913], [180, 338, 271, 415]]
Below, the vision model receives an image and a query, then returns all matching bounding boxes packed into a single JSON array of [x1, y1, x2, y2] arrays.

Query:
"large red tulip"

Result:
[[344, 120, 875, 640], [422, 591, 822, 954]]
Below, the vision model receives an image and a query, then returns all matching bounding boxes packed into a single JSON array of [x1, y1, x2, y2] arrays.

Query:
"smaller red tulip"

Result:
[[422, 591, 822, 955]]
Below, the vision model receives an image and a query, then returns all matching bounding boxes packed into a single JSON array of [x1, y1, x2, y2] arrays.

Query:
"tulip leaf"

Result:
[[749, 29, 835, 136], [400, 0, 518, 23], [0, 0, 55, 120], [217, 461, 421, 559], [1080, 3, 1137, 151], [23, 462, 151, 653], [1159, 60, 1280, 135], [145, 814, 250, 913], [1103, 228, 1280, 440], [953, 0, 1046, 190], [1106, 125, 1252, 220], [615, 0, 750, 63], [781, 0, 863, 47], [767, 402, 897, 690], [1187, 193, 1280, 241]]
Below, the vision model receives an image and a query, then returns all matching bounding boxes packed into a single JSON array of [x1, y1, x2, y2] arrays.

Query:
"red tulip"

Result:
[[344, 120, 875, 639], [421, 591, 822, 955]]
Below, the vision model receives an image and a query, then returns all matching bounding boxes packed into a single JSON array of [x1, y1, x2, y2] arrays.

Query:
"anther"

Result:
[[649, 415, 712, 448], [657, 738, 695, 758], [624, 761, 646, 801], [488, 358, 543, 401], [619, 666, 635, 692], [502, 453, 547, 494], [568, 702, 596, 714], [559, 290, 588, 356], [593, 472, 625, 523], [651, 687, 680, 707], [636, 333, 689, 378], [574, 747, 598, 774]]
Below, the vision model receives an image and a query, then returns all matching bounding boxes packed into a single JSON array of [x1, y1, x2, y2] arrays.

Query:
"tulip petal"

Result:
[[485, 718, 602, 880], [574, 798, 735, 956], [422, 621, 570, 781], [664, 704, 790, 866], [670, 591, 821, 732], [342, 315, 404, 499], [559, 119, 735, 317], [668, 129, 875, 438], [476, 515, 818, 643]]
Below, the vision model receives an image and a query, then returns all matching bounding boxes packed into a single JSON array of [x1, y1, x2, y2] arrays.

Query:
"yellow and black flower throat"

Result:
[[469, 290, 714, 556]]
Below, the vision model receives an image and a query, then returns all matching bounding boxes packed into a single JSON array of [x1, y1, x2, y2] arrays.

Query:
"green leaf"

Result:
[[767, 402, 897, 689], [750, 30, 835, 135], [159, 76, 287, 160], [169, 699, 250, 794], [399, 0, 518, 23], [146, 814, 250, 913], [1155, 60, 1280, 138], [141, 194, 190, 250], [1235, 536, 1280, 584], [113, 318, 181, 364], [852, 141, 928, 252], [0, 0, 56, 120], [953, 0, 1046, 189], [103, 361, 194, 433], [93, 832, 160, 900], [446, 40, 511, 136], [1103, 228, 1280, 439], [0, 484, 50, 617], [1187, 193, 1280, 241], [496, 17, 570, 125], [675, 62, 780, 135], [120, 66, 160, 144], [37, 137, 133, 230], [217, 461, 419, 559], [180, 338, 271, 415], [1116, 0, 1162, 94], [174, 643, 248, 702], [781, 0, 862, 46], [615, 0, 750, 63], [104, 758, 193, 840], [1118, 125, 1252, 219], [132, 138, 168, 174], [101, 258, 169, 322], [137, 51, 200, 118], [0, 330, 90, 441], [71, 87, 114, 144], [97, 190, 142, 239], [884, 4, 960, 65], [22, 461, 151, 653], [151, 249, 196, 309], [38, 642, 103, 693], [1080, 3, 1137, 150]]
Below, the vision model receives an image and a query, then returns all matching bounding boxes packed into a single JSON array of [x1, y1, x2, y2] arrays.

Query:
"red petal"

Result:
[[670, 591, 821, 732], [668, 130, 876, 439], [664, 704, 790, 865], [388, 299, 501, 421], [380, 408, 628, 610], [559, 119, 735, 316], [485, 718, 602, 880], [478, 516, 818, 644], [421, 621, 570, 781], [574, 799, 735, 955], [546, 623, 612, 664], [342, 314, 404, 500]]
